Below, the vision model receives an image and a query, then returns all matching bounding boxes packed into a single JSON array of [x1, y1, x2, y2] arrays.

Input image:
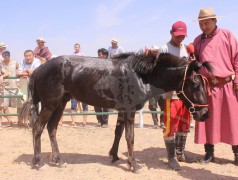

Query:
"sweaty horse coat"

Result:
[[21, 52, 212, 172]]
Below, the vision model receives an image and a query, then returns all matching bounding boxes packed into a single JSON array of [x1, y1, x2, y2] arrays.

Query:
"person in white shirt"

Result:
[[108, 38, 124, 58], [160, 21, 191, 170], [17, 50, 41, 77], [17, 50, 41, 125]]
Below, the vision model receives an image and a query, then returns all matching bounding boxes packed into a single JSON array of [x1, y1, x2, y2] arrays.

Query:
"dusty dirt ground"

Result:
[[0, 103, 238, 180]]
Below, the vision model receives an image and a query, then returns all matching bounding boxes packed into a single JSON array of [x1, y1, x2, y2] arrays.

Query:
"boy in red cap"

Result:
[[160, 21, 191, 170]]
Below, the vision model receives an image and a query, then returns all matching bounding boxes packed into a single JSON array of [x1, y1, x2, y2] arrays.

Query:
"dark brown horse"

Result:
[[20, 52, 212, 172]]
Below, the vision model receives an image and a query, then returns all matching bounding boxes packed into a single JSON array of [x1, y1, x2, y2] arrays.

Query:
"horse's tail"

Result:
[[19, 71, 40, 128]]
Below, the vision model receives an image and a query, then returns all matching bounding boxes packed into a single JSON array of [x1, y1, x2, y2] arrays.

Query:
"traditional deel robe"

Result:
[[193, 28, 238, 145]]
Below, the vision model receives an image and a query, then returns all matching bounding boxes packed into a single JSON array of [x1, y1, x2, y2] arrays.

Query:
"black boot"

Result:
[[175, 133, 192, 163], [200, 143, 215, 163], [151, 113, 159, 129], [232, 145, 238, 166], [164, 138, 181, 170]]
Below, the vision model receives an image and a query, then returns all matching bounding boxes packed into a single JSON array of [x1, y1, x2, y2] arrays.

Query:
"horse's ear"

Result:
[[201, 61, 213, 73], [189, 60, 202, 73], [189, 60, 213, 73]]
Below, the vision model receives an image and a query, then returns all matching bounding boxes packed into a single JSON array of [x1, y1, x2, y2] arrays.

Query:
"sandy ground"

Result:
[[0, 103, 238, 180]]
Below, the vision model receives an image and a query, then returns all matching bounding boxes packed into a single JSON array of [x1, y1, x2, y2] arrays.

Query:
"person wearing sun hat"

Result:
[[0, 49, 21, 127], [108, 38, 124, 58], [193, 7, 238, 166], [0, 42, 8, 61], [34, 37, 52, 63]]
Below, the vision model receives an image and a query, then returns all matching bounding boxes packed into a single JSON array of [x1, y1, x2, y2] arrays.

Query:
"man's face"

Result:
[[0, 47, 6, 52], [74, 45, 80, 52], [2, 52, 10, 60], [199, 18, 217, 36], [24, 52, 34, 64], [98, 52, 106, 59], [171, 35, 185, 46], [151, 50, 159, 56], [111, 42, 118, 49]]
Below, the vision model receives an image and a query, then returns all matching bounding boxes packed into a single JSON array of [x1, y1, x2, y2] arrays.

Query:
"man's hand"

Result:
[[40, 57, 46, 63], [234, 83, 238, 99]]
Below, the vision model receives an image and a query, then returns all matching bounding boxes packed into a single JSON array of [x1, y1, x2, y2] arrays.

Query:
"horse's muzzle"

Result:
[[193, 107, 210, 122]]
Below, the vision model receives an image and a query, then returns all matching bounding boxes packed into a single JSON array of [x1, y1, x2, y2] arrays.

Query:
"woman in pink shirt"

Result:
[[193, 7, 238, 165]]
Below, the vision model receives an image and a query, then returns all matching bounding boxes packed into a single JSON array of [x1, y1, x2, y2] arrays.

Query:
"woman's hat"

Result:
[[194, 7, 221, 21]]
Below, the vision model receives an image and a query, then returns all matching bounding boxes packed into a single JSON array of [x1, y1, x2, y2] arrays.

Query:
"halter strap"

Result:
[[177, 65, 208, 113]]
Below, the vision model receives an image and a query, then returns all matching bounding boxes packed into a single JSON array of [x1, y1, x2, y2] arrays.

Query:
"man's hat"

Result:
[[111, 38, 118, 43], [36, 37, 46, 43], [194, 7, 221, 21], [171, 21, 187, 36], [0, 42, 8, 48]]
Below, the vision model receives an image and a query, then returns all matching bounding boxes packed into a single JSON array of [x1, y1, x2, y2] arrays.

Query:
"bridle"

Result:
[[177, 65, 209, 113]]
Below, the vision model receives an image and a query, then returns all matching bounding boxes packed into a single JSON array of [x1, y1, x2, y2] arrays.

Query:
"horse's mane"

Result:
[[157, 53, 188, 68], [112, 51, 158, 75], [112, 52, 133, 60], [111, 52, 213, 78]]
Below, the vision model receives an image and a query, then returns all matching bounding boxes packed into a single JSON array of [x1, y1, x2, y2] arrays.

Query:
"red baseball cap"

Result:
[[171, 21, 187, 36]]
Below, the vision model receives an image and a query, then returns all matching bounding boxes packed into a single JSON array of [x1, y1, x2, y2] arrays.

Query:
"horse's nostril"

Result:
[[201, 111, 210, 121]]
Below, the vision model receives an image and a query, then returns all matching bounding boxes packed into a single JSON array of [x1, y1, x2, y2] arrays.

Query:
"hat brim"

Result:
[[173, 32, 187, 37], [193, 16, 221, 22], [111, 41, 118, 43], [0, 45, 8, 48], [36, 40, 46, 43]]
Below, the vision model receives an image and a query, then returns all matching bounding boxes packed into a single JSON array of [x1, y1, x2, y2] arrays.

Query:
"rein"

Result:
[[177, 65, 209, 113]]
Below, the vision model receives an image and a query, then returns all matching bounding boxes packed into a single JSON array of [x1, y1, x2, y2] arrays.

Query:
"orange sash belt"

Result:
[[208, 75, 234, 86]]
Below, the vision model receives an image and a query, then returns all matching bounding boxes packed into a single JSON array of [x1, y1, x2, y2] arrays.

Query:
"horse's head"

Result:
[[177, 60, 213, 122]]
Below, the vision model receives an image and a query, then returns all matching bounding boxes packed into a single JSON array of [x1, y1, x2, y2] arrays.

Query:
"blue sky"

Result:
[[1, 0, 238, 61]]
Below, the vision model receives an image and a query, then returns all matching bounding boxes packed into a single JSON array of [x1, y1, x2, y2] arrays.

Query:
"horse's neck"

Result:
[[151, 67, 184, 94], [164, 67, 184, 92]]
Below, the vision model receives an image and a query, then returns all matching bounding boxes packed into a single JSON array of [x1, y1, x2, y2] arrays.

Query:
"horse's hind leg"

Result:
[[47, 100, 67, 166], [124, 112, 141, 173], [109, 111, 125, 163], [32, 106, 55, 169]]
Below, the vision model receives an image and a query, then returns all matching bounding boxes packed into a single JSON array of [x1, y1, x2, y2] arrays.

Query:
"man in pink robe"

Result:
[[193, 7, 238, 165]]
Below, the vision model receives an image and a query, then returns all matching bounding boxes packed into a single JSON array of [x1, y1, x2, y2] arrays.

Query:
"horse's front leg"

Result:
[[125, 112, 141, 173], [32, 107, 52, 169], [47, 101, 67, 167], [109, 111, 125, 163]]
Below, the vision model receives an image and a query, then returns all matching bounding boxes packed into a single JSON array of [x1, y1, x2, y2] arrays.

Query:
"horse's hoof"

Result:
[[127, 163, 142, 173], [58, 162, 67, 168], [32, 158, 44, 170], [50, 161, 67, 168], [132, 164, 142, 174], [31, 163, 45, 170], [111, 157, 120, 164], [127, 163, 132, 170], [109, 152, 120, 164], [38, 164, 49, 171]]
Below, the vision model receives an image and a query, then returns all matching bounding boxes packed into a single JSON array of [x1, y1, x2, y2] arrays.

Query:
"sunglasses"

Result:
[[2, 53, 10, 57]]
